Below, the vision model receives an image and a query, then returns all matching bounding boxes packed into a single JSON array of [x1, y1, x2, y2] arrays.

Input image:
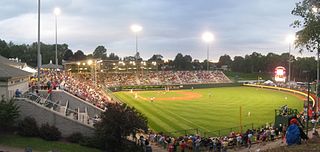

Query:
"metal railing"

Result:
[[21, 92, 98, 126]]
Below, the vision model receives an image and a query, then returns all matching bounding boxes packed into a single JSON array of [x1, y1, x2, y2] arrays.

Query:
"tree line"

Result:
[[0, 38, 317, 81]]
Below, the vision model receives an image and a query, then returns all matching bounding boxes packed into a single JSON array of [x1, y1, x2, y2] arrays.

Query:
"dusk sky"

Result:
[[0, 0, 316, 61]]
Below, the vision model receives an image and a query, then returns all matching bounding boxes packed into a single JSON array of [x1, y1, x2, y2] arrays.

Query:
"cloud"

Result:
[[0, 0, 313, 61]]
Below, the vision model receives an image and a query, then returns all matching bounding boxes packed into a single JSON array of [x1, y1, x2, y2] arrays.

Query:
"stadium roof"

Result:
[[0, 55, 26, 68], [40, 60, 63, 69], [40, 62, 63, 69], [0, 63, 32, 81]]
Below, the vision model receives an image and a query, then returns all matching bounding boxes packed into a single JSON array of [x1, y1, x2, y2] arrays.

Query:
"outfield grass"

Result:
[[0, 134, 101, 152], [224, 71, 271, 81], [114, 87, 303, 135]]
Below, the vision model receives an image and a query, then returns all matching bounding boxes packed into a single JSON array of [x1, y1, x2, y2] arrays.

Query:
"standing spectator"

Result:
[[47, 80, 51, 90], [180, 140, 186, 152], [247, 132, 252, 149], [208, 138, 213, 152], [15, 89, 22, 97], [194, 137, 201, 152], [271, 128, 275, 141], [286, 118, 302, 145], [48, 87, 52, 100], [187, 137, 193, 152]]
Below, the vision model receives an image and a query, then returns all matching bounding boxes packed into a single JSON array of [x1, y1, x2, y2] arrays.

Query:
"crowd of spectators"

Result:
[[100, 70, 231, 87], [143, 123, 284, 152], [102, 73, 138, 87], [140, 104, 316, 151], [30, 71, 113, 110], [29, 70, 231, 110]]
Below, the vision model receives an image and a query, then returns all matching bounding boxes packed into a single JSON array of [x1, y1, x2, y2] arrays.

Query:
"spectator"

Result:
[[286, 118, 304, 146], [15, 89, 22, 97], [180, 140, 186, 152]]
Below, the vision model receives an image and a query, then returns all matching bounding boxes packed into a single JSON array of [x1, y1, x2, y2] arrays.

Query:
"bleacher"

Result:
[[101, 70, 232, 87]]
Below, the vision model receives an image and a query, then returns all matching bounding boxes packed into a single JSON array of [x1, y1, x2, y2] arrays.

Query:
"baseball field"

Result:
[[114, 86, 304, 135]]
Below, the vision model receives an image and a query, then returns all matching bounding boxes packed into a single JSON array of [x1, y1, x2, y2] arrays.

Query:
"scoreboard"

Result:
[[274, 66, 286, 82]]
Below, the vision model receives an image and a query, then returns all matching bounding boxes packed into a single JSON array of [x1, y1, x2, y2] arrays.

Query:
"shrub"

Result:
[[0, 98, 19, 131], [94, 103, 148, 151], [79, 137, 104, 149], [39, 123, 61, 141], [17, 117, 39, 137], [66, 132, 83, 143]]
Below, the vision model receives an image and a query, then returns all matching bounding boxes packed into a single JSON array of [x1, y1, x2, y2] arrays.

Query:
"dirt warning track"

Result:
[[138, 91, 202, 101]]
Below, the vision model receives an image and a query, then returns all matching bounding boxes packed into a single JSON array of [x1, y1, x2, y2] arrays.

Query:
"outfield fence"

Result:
[[101, 85, 123, 103], [164, 128, 200, 137], [244, 84, 316, 107], [203, 123, 254, 138], [108, 83, 242, 92], [160, 122, 274, 138]]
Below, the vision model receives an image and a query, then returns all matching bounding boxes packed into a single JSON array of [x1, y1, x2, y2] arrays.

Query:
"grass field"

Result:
[[114, 87, 304, 136], [0, 134, 100, 152]]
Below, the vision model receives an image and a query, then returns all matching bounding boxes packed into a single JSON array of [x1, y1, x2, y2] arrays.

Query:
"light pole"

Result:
[[286, 34, 296, 83], [202, 32, 214, 71], [37, 0, 41, 87], [87, 60, 97, 86], [312, 6, 319, 112], [54, 7, 61, 68], [77, 62, 80, 73], [130, 24, 143, 57], [87, 60, 94, 83]]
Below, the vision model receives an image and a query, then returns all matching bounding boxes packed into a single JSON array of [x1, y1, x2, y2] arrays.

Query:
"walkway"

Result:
[[0, 145, 40, 152]]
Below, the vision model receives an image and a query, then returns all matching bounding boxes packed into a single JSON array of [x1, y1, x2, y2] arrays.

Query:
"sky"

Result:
[[0, 0, 316, 61]]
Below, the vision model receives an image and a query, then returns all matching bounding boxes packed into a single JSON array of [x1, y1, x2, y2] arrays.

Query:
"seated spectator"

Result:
[[15, 89, 22, 97], [286, 118, 307, 145]]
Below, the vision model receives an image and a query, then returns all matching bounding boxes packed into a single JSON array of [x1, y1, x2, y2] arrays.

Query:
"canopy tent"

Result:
[[22, 66, 37, 74], [264, 80, 275, 85]]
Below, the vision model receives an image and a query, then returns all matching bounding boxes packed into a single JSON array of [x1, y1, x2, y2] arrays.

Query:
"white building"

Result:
[[0, 63, 32, 100], [0, 55, 26, 69]]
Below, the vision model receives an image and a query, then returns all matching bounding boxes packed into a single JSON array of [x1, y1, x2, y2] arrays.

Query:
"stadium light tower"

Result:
[[54, 7, 61, 68], [202, 32, 214, 71], [286, 34, 296, 82], [130, 24, 143, 57], [312, 6, 318, 14], [37, 0, 41, 87]]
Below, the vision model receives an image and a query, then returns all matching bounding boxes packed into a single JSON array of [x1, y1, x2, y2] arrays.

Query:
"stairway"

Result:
[[150, 143, 167, 152]]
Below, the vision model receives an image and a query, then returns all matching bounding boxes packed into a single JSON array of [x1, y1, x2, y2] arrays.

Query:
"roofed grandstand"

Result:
[[100, 70, 232, 87]]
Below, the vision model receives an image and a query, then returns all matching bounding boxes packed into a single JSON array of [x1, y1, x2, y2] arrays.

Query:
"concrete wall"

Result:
[[39, 90, 103, 117], [15, 98, 95, 137], [0, 77, 29, 100]]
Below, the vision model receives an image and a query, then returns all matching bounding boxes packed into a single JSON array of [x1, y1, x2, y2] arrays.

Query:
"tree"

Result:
[[173, 53, 184, 70], [292, 57, 317, 81], [291, 0, 320, 53], [183, 55, 193, 70], [63, 49, 73, 61], [93, 45, 107, 59], [192, 59, 202, 70], [134, 52, 142, 61], [86, 54, 93, 59], [123, 56, 136, 61], [148, 54, 163, 61], [231, 56, 245, 72], [244, 52, 264, 73], [94, 103, 148, 151], [73, 50, 86, 61], [217, 54, 232, 68], [108, 53, 120, 60], [0, 97, 19, 131], [0, 39, 10, 58]]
